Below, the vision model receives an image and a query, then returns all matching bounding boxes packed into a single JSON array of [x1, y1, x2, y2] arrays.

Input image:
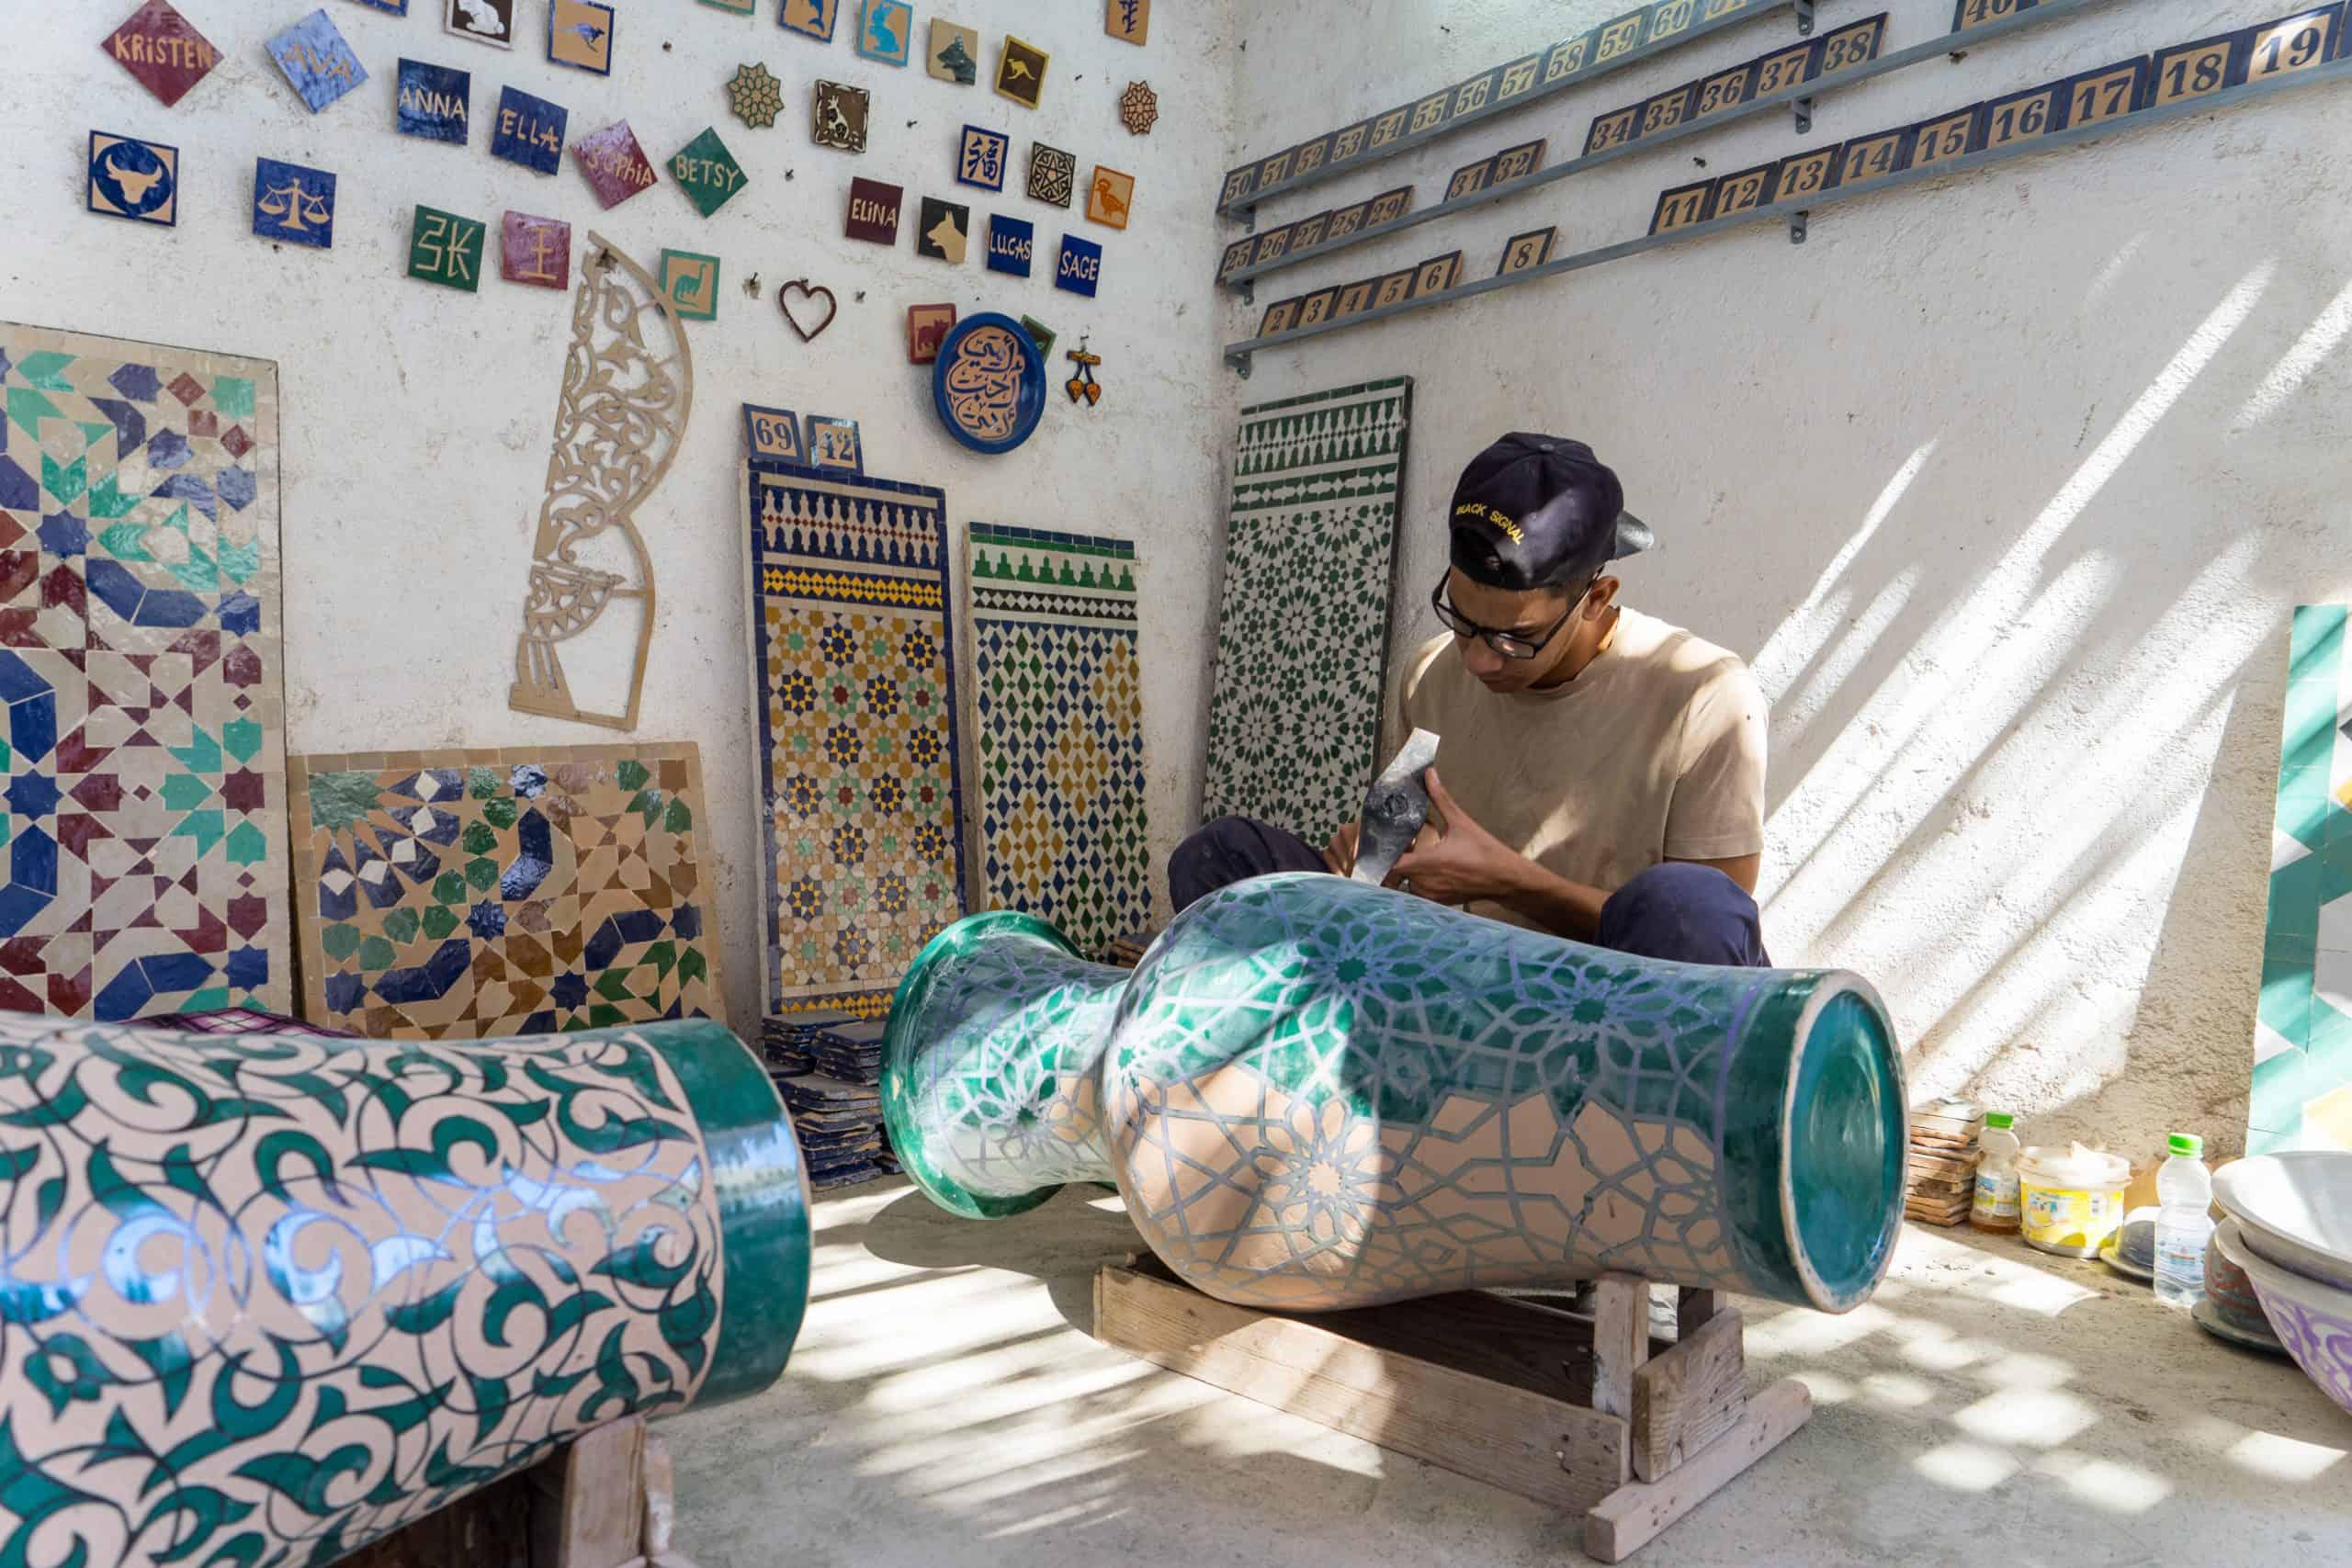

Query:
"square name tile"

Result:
[[987, 213, 1035, 276], [490, 85, 567, 174], [103, 0, 221, 107], [671, 126, 748, 216], [1057, 233, 1102, 296], [396, 58, 471, 144], [744, 402, 802, 460], [572, 119, 658, 208], [253, 155, 334, 247], [845, 176, 902, 242], [267, 9, 368, 113]]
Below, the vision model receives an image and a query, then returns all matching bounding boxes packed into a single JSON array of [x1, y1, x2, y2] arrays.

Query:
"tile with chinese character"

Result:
[[1057, 233, 1102, 297], [987, 214, 1035, 276], [548, 0, 614, 74], [995, 35, 1047, 109], [491, 85, 567, 174], [670, 126, 747, 217], [396, 58, 471, 144], [253, 156, 334, 247], [1085, 164, 1134, 229], [857, 0, 911, 64], [501, 210, 571, 288], [813, 79, 869, 152], [928, 18, 978, 83], [572, 119, 658, 208], [444, 0, 515, 48], [102, 0, 221, 107], [267, 10, 368, 114], [956, 124, 1009, 191], [407, 204, 486, 290], [907, 303, 956, 363], [844, 175, 901, 242], [804, 415, 863, 473], [916, 196, 968, 263], [86, 130, 179, 226], [1105, 0, 1148, 44], [1027, 141, 1075, 206], [781, 0, 839, 42], [662, 249, 721, 320]]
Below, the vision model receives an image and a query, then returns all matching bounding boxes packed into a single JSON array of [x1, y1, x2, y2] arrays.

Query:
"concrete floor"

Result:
[[667, 1180, 2349, 1567]]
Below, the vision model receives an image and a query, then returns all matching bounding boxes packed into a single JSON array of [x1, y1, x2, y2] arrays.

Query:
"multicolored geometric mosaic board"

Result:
[[286, 744, 722, 1038], [967, 525, 1148, 960], [1200, 377, 1412, 839], [0, 324, 290, 1020], [745, 461, 967, 1019], [2254, 604, 2352, 1153]]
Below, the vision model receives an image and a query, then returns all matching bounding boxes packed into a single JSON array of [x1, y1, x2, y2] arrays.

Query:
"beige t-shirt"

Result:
[[1389, 608, 1767, 929]]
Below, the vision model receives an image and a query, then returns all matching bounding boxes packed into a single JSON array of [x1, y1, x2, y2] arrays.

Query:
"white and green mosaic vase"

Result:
[[0, 1016, 810, 1565], [884, 873, 1905, 1314]]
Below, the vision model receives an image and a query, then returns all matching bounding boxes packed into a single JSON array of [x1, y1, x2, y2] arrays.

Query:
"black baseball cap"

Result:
[[1448, 433, 1654, 592]]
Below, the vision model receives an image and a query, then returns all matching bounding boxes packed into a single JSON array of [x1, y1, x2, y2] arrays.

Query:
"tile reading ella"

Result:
[[407, 204, 486, 290], [1057, 233, 1102, 297], [670, 126, 748, 217], [102, 0, 221, 107], [490, 85, 567, 174], [267, 10, 368, 114], [917, 197, 969, 263], [86, 130, 179, 226], [1027, 141, 1075, 206], [572, 119, 658, 208], [907, 303, 956, 362], [780, 0, 839, 42], [547, 0, 614, 74], [501, 210, 571, 288], [957, 124, 1009, 191], [444, 0, 515, 48], [844, 175, 902, 243], [995, 35, 1048, 109], [986, 213, 1035, 276], [395, 58, 471, 145], [1086, 164, 1135, 229], [728, 62, 784, 128], [857, 0, 912, 65], [253, 156, 335, 247], [1105, 0, 1149, 45], [812, 80, 869, 152], [928, 18, 978, 83], [661, 248, 721, 320]]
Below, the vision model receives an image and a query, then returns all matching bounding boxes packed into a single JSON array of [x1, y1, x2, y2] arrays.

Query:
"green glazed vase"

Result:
[[885, 873, 1905, 1314], [0, 1016, 809, 1566]]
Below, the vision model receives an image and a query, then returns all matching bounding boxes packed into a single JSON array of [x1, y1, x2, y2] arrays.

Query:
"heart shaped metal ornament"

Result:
[[778, 279, 837, 342]]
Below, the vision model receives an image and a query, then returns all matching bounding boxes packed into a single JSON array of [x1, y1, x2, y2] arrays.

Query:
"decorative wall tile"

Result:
[[744, 403, 802, 462], [728, 62, 783, 128], [267, 9, 367, 113], [1105, 0, 1149, 44], [445, 0, 516, 48], [917, 197, 969, 263], [743, 462, 966, 1019], [1056, 233, 1102, 296], [548, 0, 615, 73], [781, 0, 840, 42], [102, 0, 221, 107], [660, 249, 721, 320], [395, 58, 471, 144], [86, 131, 179, 227], [253, 156, 335, 248], [967, 525, 1149, 958], [907, 303, 956, 363], [287, 743, 723, 1037], [501, 210, 571, 289], [1027, 141, 1075, 206], [812, 80, 869, 152], [857, 0, 912, 65], [957, 124, 1009, 191], [490, 85, 567, 173], [995, 35, 1048, 109], [845, 175, 902, 243], [1201, 378, 1413, 837], [573, 119, 658, 207], [406, 205, 486, 289], [805, 415, 862, 473], [928, 18, 978, 83], [0, 323, 292, 1019], [1085, 164, 1134, 229]]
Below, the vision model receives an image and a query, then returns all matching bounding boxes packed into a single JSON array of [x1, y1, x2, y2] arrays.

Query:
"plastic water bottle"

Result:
[[2154, 1134, 2212, 1308], [1969, 1111, 2021, 1232]]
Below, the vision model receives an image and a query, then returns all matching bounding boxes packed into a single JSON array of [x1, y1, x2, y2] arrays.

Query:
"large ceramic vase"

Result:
[[885, 873, 1905, 1314], [0, 1016, 809, 1566]]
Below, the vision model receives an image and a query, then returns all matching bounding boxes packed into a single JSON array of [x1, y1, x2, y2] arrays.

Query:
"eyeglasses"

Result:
[[1430, 573, 1592, 660]]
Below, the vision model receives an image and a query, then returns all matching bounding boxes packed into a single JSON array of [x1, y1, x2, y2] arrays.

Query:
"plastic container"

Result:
[[1970, 1111, 2022, 1232], [2154, 1133, 2213, 1308], [2018, 1143, 2132, 1257]]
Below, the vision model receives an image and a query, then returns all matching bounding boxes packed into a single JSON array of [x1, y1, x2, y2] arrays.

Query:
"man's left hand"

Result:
[[1389, 770, 1530, 906]]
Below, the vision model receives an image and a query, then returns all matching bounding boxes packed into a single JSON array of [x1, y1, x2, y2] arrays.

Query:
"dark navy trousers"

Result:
[[1169, 816, 1771, 968]]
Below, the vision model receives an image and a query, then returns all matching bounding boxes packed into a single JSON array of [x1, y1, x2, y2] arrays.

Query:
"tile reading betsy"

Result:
[[670, 127, 748, 217]]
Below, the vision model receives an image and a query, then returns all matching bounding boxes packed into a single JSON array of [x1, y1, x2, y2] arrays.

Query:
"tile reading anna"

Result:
[[396, 58, 471, 144], [491, 85, 567, 174]]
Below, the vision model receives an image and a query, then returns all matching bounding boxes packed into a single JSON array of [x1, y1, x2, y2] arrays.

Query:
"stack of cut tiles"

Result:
[[1108, 930, 1155, 969], [777, 1074, 888, 1190], [805, 1017, 888, 1084], [1905, 1097, 1984, 1226], [762, 1007, 861, 1075]]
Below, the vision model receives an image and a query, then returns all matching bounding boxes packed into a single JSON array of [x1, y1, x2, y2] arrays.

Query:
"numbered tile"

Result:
[[500, 210, 571, 288], [701, 0, 755, 11], [1711, 160, 1780, 215], [1085, 165, 1135, 229], [572, 120, 658, 209], [102, 0, 221, 107], [1639, 84, 1696, 137], [958, 124, 1010, 191], [1106, 0, 1148, 45], [857, 0, 912, 63], [1251, 228, 1291, 265], [1585, 104, 1640, 156], [1770, 145, 1842, 203], [996, 35, 1049, 109], [1544, 31, 1597, 86], [1027, 141, 1077, 205], [845, 176, 902, 242], [547, 0, 614, 75], [781, 0, 840, 42], [1593, 6, 1650, 63], [671, 127, 748, 217], [1218, 166, 1258, 208], [1257, 299, 1298, 337], [917, 196, 970, 262], [929, 18, 979, 83], [252, 155, 335, 247], [1412, 251, 1463, 295], [1496, 226, 1556, 275], [2064, 58, 2149, 130], [1329, 119, 1374, 164], [1295, 288, 1340, 328], [1057, 233, 1103, 297], [1371, 269, 1415, 309], [1982, 80, 2065, 149], [1444, 155, 1495, 201], [1490, 138, 1547, 183], [1121, 80, 1160, 135], [987, 214, 1035, 276], [1291, 134, 1334, 181], [1693, 62, 1755, 118], [86, 130, 178, 227], [445, 0, 515, 48], [1287, 212, 1329, 253], [813, 80, 870, 151], [1217, 237, 1256, 281], [1752, 39, 1818, 98], [1951, 0, 2038, 31], [395, 59, 471, 145], [267, 10, 368, 114], [1648, 177, 1715, 234], [1334, 279, 1376, 316], [1407, 87, 1452, 139], [1909, 104, 1983, 168], [1324, 199, 1372, 241], [2246, 6, 2336, 85], [491, 85, 567, 173], [744, 402, 802, 462], [1365, 186, 1413, 224], [406, 205, 486, 290], [728, 62, 785, 129], [1816, 14, 1885, 75], [805, 415, 863, 473], [907, 303, 956, 363], [2153, 31, 2244, 106], [1838, 126, 1913, 186], [660, 249, 721, 320]]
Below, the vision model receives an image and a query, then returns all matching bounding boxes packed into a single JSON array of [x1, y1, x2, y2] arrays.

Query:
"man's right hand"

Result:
[[1323, 821, 1360, 876]]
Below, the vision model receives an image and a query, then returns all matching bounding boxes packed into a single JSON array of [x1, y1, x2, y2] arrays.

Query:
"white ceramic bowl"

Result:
[[2213, 1219, 2352, 1418], [2214, 1154, 2352, 1291]]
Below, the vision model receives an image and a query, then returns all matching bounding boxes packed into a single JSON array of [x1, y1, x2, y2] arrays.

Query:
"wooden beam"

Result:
[[1588, 1273, 1650, 1423], [531, 1416, 647, 1568], [1631, 1308, 1746, 1482], [1094, 1264, 1630, 1510], [1676, 1288, 1721, 1340], [1584, 1377, 1814, 1563]]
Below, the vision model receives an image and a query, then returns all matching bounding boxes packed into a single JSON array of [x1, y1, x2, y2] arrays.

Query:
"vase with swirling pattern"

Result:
[[884, 873, 1906, 1314], [0, 1016, 808, 1565]]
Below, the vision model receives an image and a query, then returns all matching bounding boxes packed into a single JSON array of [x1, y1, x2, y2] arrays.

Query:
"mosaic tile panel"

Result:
[[0, 323, 290, 1020], [2253, 604, 2352, 1153], [287, 743, 722, 1038], [1200, 377, 1412, 838], [745, 461, 966, 1020], [967, 525, 1148, 961]]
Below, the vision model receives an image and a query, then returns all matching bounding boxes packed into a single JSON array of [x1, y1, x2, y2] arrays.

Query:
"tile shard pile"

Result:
[[1905, 1097, 1984, 1226]]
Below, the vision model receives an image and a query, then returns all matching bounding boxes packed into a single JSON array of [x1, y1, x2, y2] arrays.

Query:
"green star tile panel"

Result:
[[967, 524, 1148, 960], [745, 461, 967, 1021], [287, 743, 723, 1037], [2254, 604, 2352, 1153], [1200, 377, 1412, 838], [0, 322, 291, 1019]]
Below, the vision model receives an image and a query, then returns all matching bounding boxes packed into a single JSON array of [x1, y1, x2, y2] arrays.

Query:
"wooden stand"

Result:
[[1093, 1260, 1812, 1562]]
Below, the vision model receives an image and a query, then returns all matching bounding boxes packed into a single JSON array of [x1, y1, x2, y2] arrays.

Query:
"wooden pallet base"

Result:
[[1093, 1260, 1811, 1562]]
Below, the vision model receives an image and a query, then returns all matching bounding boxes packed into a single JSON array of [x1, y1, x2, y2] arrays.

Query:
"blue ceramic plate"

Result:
[[931, 312, 1046, 455]]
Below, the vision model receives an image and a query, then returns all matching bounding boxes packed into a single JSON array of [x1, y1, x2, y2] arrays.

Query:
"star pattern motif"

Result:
[[727, 62, 784, 130]]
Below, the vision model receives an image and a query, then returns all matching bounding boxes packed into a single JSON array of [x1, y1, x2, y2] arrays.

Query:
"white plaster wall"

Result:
[[0, 0, 1236, 1032], [1227, 0, 2352, 1154]]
